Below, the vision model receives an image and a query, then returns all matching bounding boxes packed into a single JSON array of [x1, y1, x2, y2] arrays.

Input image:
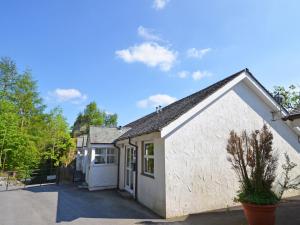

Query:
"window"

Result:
[[94, 148, 116, 165], [143, 143, 154, 176]]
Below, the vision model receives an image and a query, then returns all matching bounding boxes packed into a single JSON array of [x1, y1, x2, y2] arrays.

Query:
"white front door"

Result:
[[125, 147, 136, 194]]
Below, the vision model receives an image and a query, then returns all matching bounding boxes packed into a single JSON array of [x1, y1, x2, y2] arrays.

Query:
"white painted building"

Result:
[[82, 127, 129, 191], [77, 69, 300, 218]]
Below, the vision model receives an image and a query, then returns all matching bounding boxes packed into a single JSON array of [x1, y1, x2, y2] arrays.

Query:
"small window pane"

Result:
[[130, 172, 133, 189], [145, 143, 154, 156], [126, 170, 130, 185], [107, 148, 115, 155], [147, 158, 154, 174], [144, 158, 148, 172], [95, 148, 106, 155], [107, 156, 115, 164], [95, 156, 105, 164]]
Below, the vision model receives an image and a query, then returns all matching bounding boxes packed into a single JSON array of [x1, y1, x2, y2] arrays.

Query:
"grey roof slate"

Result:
[[118, 69, 247, 140], [89, 126, 130, 144]]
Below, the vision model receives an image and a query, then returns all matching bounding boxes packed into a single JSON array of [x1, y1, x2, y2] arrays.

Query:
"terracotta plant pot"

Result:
[[242, 203, 277, 225]]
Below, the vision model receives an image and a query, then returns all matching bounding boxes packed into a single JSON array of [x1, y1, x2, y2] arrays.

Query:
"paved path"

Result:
[[0, 184, 299, 225]]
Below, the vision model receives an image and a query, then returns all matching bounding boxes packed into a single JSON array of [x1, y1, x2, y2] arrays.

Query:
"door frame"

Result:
[[124, 146, 136, 194]]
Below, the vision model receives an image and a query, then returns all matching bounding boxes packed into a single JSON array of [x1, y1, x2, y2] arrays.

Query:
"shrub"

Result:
[[227, 124, 300, 205]]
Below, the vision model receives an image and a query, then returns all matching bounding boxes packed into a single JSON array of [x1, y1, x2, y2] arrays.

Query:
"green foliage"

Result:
[[0, 57, 75, 173], [72, 101, 118, 137], [43, 108, 75, 167], [237, 191, 279, 205], [273, 85, 300, 110], [0, 57, 19, 100]]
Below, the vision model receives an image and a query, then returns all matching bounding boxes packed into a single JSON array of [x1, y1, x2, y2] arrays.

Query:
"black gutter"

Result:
[[282, 113, 300, 121], [128, 137, 138, 200], [113, 142, 121, 190]]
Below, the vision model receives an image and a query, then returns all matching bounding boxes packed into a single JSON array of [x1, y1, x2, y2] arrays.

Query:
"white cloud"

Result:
[[177, 70, 189, 79], [187, 48, 211, 59], [153, 0, 170, 10], [138, 26, 162, 42], [50, 88, 87, 104], [137, 94, 177, 108], [192, 70, 212, 81], [116, 42, 177, 71]]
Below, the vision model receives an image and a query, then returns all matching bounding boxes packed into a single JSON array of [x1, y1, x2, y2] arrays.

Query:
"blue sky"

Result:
[[1, 0, 300, 126]]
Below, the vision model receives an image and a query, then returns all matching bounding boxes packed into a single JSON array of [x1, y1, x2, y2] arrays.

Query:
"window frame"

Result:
[[94, 147, 116, 165], [142, 142, 154, 178]]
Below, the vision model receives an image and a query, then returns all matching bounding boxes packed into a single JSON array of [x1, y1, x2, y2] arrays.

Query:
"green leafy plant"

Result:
[[227, 125, 300, 205]]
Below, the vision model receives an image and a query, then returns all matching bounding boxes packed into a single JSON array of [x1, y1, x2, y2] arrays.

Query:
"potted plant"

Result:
[[227, 124, 300, 225]]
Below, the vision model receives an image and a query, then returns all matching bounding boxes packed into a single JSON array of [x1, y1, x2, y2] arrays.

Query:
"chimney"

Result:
[[156, 105, 162, 114]]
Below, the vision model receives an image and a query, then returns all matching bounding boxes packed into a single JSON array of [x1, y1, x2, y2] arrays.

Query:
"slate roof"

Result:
[[89, 126, 130, 144], [118, 69, 247, 140]]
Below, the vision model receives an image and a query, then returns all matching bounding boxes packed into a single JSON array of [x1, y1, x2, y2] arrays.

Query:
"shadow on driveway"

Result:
[[137, 196, 300, 225], [25, 184, 159, 223], [3, 184, 300, 225]]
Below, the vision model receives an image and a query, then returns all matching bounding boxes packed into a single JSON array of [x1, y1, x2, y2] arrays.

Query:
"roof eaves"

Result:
[[282, 113, 300, 121], [244, 69, 289, 115]]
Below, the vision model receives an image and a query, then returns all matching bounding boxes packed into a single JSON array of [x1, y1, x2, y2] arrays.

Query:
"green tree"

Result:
[[84, 101, 106, 126], [14, 72, 45, 130], [105, 113, 118, 127], [273, 85, 300, 110], [72, 101, 118, 137], [0, 57, 75, 173], [0, 57, 19, 100], [0, 100, 40, 172], [43, 108, 75, 168]]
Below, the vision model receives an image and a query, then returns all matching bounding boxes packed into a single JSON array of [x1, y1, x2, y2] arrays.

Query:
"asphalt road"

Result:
[[0, 184, 299, 225]]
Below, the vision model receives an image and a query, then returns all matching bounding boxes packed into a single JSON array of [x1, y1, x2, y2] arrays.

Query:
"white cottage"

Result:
[[114, 69, 300, 218], [77, 69, 300, 218], [83, 126, 129, 191]]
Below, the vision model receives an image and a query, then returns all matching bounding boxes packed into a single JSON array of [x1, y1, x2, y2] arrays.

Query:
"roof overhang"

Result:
[[283, 113, 300, 122], [161, 71, 248, 137], [161, 70, 295, 138]]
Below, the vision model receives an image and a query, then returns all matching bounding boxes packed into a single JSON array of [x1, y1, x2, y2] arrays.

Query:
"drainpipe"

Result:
[[113, 142, 121, 190], [129, 137, 138, 200]]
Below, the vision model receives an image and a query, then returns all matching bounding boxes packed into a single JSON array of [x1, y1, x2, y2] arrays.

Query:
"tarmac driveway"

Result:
[[0, 184, 299, 225]]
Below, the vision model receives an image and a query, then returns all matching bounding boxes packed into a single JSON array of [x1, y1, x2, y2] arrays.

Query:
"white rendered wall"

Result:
[[82, 148, 88, 174], [88, 144, 118, 190], [117, 132, 166, 217], [164, 81, 300, 218], [76, 148, 82, 171]]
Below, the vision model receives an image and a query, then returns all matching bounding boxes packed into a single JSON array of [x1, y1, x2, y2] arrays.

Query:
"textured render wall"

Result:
[[164, 81, 300, 218], [136, 133, 166, 217], [117, 133, 166, 217]]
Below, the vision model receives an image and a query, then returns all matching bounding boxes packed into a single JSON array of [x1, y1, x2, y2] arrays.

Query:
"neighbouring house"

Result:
[[77, 69, 300, 218], [81, 126, 129, 191]]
